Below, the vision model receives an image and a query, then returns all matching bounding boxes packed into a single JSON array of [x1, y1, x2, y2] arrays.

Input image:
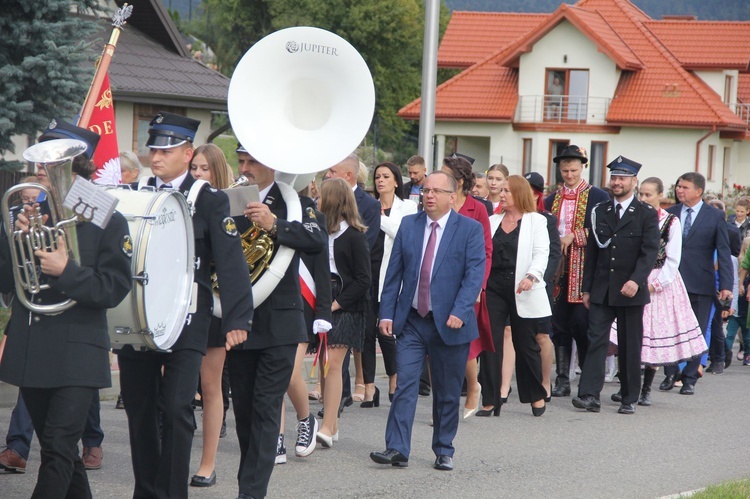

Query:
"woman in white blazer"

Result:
[[486, 175, 551, 416], [362, 162, 418, 403]]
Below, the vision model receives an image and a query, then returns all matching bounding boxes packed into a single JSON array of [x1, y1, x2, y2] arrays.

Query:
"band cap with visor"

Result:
[[40, 118, 100, 160], [607, 155, 642, 177], [147, 111, 200, 149]]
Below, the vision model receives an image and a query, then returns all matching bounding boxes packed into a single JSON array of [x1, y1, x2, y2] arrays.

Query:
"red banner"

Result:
[[84, 73, 121, 184]]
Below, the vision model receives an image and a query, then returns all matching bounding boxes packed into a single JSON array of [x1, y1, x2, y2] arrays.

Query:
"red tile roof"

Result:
[[645, 21, 750, 70], [400, 0, 749, 130], [497, 4, 643, 71], [740, 74, 750, 103], [438, 12, 548, 68]]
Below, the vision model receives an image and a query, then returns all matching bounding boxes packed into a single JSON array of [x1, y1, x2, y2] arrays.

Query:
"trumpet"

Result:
[[1, 139, 87, 314]]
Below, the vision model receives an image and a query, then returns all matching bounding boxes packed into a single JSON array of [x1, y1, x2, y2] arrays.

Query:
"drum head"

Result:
[[142, 192, 194, 349]]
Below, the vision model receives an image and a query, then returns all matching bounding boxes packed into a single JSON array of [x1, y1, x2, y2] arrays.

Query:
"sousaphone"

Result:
[[227, 26, 375, 306]]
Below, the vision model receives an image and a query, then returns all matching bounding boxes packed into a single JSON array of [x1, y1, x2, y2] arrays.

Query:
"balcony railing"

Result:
[[733, 103, 750, 129], [515, 95, 611, 125]]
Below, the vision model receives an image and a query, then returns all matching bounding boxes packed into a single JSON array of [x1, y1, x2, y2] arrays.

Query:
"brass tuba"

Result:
[[1, 139, 87, 314]]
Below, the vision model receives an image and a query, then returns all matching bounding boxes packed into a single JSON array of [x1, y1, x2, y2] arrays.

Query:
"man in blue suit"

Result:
[[370, 171, 485, 471], [661, 172, 732, 394]]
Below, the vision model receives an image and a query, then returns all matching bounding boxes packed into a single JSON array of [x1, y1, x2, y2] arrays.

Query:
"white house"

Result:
[[399, 0, 750, 196]]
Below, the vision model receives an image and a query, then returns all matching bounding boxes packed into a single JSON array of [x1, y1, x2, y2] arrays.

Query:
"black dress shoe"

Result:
[[475, 406, 501, 417], [434, 455, 453, 471], [551, 384, 571, 397], [190, 470, 216, 487], [659, 374, 677, 391], [571, 395, 601, 412], [610, 391, 622, 403], [419, 384, 431, 396], [618, 403, 635, 415], [679, 383, 695, 395], [341, 395, 353, 409], [370, 449, 408, 467], [531, 404, 546, 417]]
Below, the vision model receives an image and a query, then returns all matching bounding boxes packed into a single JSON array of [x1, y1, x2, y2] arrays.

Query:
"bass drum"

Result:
[[107, 189, 195, 351]]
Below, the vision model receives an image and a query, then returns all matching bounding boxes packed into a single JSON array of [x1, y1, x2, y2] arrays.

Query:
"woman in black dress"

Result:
[[316, 178, 371, 447]]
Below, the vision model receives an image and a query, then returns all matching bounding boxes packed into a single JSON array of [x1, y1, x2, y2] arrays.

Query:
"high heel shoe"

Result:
[[360, 387, 380, 408], [352, 384, 366, 403], [531, 403, 546, 417], [463, 383, 481, 419], [389, 392, 394, 402], [475, 405, 501, 417], [500, 387, 512, 404]]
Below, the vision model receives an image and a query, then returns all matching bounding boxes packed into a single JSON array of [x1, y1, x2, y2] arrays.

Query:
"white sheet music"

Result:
[[224, 185, 260, 217], [63, 177, 119, 228]]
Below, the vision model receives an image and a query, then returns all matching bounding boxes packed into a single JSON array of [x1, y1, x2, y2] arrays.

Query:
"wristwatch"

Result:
[[525, 273, 538, 283], [268, 214, 278, 238]]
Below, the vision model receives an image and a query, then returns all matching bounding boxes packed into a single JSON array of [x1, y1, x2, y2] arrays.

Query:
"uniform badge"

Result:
[[155, 114, 164, 123], [303, 222, 319, 233], [48, 119, 57, 129], [306, 207, 317, 220], [121, 235, 133, 257], [222, 217, 238, 236]]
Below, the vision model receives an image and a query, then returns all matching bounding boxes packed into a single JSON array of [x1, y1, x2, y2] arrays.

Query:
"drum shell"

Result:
[[106, 189, 195, 351]]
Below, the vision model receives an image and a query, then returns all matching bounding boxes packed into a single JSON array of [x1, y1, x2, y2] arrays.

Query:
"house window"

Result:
[[707, 145, 716, 181], [548, 139, 570, 187], [724, 75, 734, 105], [133, 104, 187, 162], [589, 141, 608, 188], [522, 139, 532, 175], [545, 69, 589, 123]]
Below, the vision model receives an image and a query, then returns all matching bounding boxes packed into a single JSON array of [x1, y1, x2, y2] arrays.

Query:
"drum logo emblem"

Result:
[[121, 235, 133, 257], [153, 208, 176, 228], [153, 322, 167, 338], [222, 217, 238, 237]]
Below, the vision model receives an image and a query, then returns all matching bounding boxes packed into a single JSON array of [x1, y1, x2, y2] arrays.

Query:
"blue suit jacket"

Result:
[[379, 210, 485, 346], [667, 202, 732, 295]]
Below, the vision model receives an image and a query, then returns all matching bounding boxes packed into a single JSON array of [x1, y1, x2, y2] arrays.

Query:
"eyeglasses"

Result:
[[420, 188, 454, 196]]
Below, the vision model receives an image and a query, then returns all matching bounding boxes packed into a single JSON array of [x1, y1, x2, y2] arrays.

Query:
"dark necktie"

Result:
[[683, 207, 693, 238], [616, 203, 622, 220], [417, 222, 438, 317], [160, 183, 172, 190]]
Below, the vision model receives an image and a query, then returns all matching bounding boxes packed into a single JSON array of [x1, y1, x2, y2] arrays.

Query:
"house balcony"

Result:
[[733, 103, 750, 129], [514, 95, 612, 126]]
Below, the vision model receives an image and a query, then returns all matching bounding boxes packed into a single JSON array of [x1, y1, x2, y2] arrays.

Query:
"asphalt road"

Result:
[[1, 357, 749, 498]]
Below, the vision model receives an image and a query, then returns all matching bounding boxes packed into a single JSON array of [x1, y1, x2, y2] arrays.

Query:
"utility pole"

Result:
[[418, 0, 440, 171]]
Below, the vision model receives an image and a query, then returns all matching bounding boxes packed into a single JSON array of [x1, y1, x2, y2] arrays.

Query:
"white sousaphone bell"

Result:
[[226, 26, 375, 306]]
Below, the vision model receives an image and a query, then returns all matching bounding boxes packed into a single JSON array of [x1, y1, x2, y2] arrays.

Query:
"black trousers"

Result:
[[578, 302, 644, 404], [21, 386, 96, 499], [228, 344, 296, 499], [478, 321, 504, 407], [119, 349, 203, 499], [485, 275, 546, 405], [551, 273, 590, 367], [666, 293, 713, 384], [362, 299, 397, 383]]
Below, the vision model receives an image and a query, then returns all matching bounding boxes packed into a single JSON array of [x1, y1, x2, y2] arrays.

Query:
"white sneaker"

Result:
[[275, 434, 286, 464], [295, 414, 318, 457]]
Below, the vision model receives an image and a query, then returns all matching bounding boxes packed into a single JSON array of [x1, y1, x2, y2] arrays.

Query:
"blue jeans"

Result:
[[726, 315, 750, 358]]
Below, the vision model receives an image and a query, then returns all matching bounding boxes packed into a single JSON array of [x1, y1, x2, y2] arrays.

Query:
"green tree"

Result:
[[189, 0, 450, 160], [0, 0, 101, 170]]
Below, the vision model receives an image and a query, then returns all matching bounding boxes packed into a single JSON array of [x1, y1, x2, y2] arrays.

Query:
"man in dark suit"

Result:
[[324, 154, 380, 409], [117, 112, 254, 498], [370, 171, 485, 471], [661, 172, 732, 393], [572, 156, 659, 414], [231, 147, 327, 499], [0, 135, 132, 496]]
